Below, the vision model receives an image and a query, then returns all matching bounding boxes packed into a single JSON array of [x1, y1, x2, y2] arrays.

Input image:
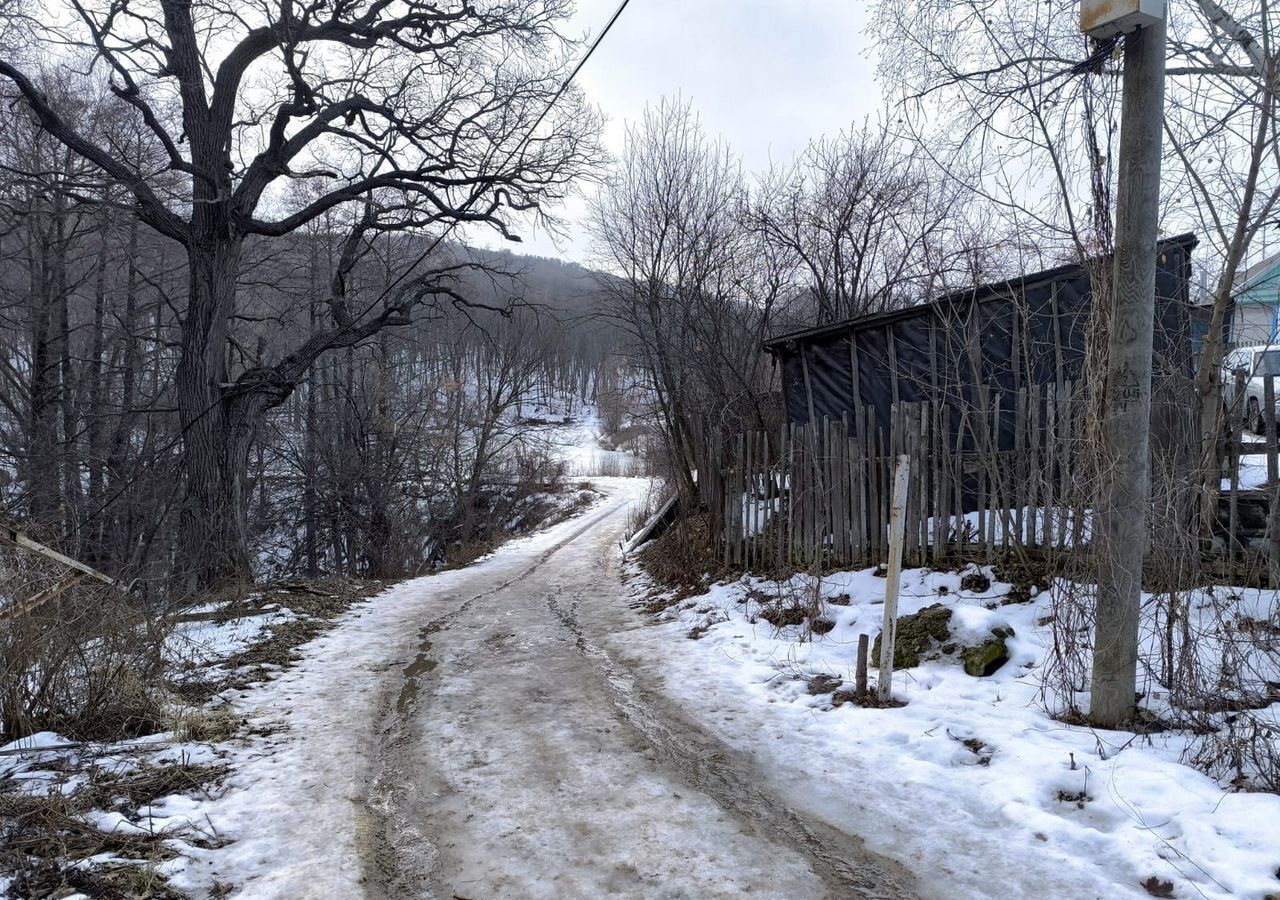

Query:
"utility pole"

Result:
[[1080, 1, 1166, 727]]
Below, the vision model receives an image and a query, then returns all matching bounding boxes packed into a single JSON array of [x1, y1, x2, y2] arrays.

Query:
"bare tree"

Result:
[[871, 0, 1280, 729], [0, 0, 601, 586], [589, 99, 780, 501], [749, 120, 968, 324], [1162, 0, 1280, 536]]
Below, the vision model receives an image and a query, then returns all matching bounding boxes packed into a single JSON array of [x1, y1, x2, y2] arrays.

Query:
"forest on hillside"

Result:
[[0, 179, 632, 587]]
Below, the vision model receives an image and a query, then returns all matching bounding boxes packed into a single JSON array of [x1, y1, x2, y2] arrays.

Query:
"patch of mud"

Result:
[[396, 624, 440, 716]]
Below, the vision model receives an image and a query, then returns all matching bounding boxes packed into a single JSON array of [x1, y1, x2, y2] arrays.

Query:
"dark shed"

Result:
[[764, 233, 1201, 448]]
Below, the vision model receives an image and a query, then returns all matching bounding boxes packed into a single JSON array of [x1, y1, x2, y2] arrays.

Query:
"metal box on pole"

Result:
[[1080, 0, 1164, 39]]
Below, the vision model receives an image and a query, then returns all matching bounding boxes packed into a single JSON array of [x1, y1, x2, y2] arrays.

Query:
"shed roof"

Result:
[[763, 232, 1198, 353]]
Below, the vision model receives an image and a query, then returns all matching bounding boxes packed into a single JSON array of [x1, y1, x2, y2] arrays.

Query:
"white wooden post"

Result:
[[878, 454, 911, 703]]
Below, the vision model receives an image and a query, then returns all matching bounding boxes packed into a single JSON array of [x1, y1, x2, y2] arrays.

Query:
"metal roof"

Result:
[[763, 232, 1198, 352]]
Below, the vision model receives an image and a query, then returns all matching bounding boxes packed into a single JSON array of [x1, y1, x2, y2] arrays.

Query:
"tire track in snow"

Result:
[[546, 591, 918, 900], [358, 493, 640, 899]]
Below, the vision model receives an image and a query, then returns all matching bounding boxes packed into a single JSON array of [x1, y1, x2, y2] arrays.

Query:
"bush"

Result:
[[1, 554, 173, 743]]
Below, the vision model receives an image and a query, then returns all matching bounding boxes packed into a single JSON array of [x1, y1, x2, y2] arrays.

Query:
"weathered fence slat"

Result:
[[698, 373, 1244, 573]]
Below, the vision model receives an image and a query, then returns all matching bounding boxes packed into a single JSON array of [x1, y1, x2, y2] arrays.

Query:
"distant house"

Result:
[[1226, 250, 1280, 347]]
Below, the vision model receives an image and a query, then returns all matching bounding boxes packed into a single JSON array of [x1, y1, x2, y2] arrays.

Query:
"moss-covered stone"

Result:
[[962, 631, 1014, 676], [871, 604, 1014, 676], [871, 603, 953, 669]]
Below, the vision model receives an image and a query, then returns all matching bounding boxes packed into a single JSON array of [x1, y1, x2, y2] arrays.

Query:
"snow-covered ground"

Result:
[[163, 485, 649, 898], [519, 397, 646, 477], [620, 563, 1280, 900], [12, 463, 1276, 897], [166, 602, 300, 671]]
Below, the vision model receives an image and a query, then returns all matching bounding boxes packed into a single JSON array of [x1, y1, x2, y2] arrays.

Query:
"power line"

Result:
[[518, 0, 632, 157], [373, 0, 632, 306]]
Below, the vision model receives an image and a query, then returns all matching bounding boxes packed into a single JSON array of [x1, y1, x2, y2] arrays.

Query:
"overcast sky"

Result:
[[480, 0, 885, 265]]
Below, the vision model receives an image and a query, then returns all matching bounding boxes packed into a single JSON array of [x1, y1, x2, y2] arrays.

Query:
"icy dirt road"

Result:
[[358, 479, 915, 900], [172, 478, 914, 899]]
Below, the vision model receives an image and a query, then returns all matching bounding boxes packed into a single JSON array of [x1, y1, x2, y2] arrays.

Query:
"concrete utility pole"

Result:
[[1080, 1, 1167, 727]]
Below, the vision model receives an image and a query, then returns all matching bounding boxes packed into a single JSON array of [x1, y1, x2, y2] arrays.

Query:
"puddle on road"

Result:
[[396, 623, 440, 715]]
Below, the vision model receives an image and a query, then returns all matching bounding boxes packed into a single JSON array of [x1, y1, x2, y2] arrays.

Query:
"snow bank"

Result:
[[626, 564, 1280, 900]]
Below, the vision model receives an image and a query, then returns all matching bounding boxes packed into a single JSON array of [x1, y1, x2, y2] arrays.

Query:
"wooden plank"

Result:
[[805, 421, 815, 566], [954, 406, 967, 548], [722, 430, 733, 568], [1013, 388, 1026, 542], [800, 423, 812, 566], [1237, 441, 1278, 454], [854, 406, 869, 563], [1027, 382, 1041, 547], [1043, 380, 1058, 549], [991, 393, 1006, 549], [761, 429, 770, 568], [1229, 373, 1243, 555], [777, 422, 787, 570], [801, 349, 818, 429], [849, 409, 860, 565], [0, 574, 87, 622], [823, 416, 833, 565], [1049, 282, 1066, 392], [856, 633, 869, 698], [974, 405, 987, 551], [939, 402, 950, 554], [878, 454, 912, 703], [1011, 303, 1023, 396], [919, 401, 931, 558], [1, 527, 118, 587], [766, 429, 776, 571], [746, 431, 755, 569], [787, 422, 796, 565], [849, 337, 863, 413], [936, 399, 947, 555], [887, 330, 900, 410], [868, 410, 880, 559], [903, 406, 919, 563], [1267, 376, 1278, 487], [835, 418, 848, 564], [1069, 382, 1087, 549], [623, 494, 679, 552], [1057, 380, 1073, 550]]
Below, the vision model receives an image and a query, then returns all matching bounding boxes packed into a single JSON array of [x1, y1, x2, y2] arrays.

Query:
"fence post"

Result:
[[856, 633, 869, 698], [1267, 376, 1280, 587], [878, 454, 911, 703]]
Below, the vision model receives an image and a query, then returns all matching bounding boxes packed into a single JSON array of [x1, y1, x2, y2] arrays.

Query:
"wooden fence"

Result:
[[696, 375, 1279, 573]]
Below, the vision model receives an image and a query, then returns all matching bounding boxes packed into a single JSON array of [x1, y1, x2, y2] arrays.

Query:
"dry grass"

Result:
[[1, 574, 394, 896], [0, 760, 227, 899], [636, 511, 720, 598], [1, 584, 173, 743], [169, 577, 390, 699]]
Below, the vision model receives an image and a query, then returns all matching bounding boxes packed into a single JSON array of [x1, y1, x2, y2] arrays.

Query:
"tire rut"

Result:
[[357, 497, 636, 900], [545, 591, 918, 900]]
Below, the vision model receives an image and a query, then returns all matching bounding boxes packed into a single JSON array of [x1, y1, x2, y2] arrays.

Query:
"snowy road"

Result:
[[357, 479, 915, 899], [172, 479, 914, 898]]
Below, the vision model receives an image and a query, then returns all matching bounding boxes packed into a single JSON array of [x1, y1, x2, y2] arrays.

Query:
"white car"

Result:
[[1223, 344, 1280, 433]]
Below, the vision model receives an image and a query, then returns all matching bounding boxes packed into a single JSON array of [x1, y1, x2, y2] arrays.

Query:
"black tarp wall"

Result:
[[764, 234, 1200, 453]]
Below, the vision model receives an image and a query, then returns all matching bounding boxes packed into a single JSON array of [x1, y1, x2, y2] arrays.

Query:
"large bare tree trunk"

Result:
[[26, 204, 62, 527], [175, 240, 252, 586]]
